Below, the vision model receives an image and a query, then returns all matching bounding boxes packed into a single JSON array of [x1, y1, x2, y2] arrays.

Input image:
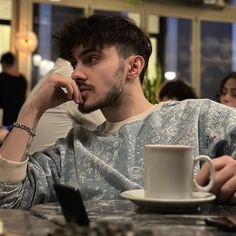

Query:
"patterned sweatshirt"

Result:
[[0, 99, 236, 209]]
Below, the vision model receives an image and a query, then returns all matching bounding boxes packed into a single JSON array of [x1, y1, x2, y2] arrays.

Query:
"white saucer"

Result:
[[120, 189, 216, 212]]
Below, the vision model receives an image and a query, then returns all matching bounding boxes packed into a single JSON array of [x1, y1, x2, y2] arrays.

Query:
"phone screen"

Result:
[[54, 183, 89, 226]]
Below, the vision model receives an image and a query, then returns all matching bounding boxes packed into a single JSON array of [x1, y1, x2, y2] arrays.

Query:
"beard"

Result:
[[78, 61, 125, 113]]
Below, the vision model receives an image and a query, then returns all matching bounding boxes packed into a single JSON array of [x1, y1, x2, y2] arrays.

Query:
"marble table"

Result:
[[0, 200, 236, 235]]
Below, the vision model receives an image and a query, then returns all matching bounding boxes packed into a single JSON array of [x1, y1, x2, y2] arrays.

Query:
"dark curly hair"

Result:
[[158, 80, 197, 101], [53, 14, 152, 83]]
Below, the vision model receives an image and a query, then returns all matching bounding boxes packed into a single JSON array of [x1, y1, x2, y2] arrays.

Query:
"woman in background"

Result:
[[157, 79, 197, 102], [217, 72, 236, 108]]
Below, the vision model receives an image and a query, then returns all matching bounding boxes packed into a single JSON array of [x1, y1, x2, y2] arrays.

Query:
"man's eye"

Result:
[[85, 55, 99, 64]]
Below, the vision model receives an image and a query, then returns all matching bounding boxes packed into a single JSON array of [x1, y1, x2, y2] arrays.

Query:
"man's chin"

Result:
[[78, 103, 99, 114]]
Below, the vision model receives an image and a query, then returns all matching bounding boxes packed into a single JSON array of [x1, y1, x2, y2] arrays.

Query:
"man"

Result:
[[0, 15, 236, 209], [0, 52, 27, 126]]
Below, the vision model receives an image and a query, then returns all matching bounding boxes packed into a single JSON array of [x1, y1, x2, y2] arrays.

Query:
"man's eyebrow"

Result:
[[80, 48, 100, 56]]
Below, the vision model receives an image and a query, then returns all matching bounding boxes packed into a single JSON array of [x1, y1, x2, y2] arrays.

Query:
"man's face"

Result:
[[72, 46, 127, 113]]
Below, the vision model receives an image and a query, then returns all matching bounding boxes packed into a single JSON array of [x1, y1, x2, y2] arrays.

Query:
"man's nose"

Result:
[[71, 66, 86, 81]]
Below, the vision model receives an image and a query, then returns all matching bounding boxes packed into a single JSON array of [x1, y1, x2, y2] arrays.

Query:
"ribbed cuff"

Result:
[[0, 154, 28, 183]]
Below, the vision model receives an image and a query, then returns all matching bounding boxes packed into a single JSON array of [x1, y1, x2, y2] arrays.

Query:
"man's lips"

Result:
[[79, 85, 91, 92], [79, 85, 92, 97]]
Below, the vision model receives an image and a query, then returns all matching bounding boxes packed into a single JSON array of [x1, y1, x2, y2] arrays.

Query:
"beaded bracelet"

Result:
[[12, 122, 36, 137]]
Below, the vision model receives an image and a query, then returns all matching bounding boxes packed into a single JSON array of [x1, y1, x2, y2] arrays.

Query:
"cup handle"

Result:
[[193, 155, 215, 192]]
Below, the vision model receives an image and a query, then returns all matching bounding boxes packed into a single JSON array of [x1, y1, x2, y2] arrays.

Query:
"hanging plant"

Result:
[[142, 62, 163, 104]]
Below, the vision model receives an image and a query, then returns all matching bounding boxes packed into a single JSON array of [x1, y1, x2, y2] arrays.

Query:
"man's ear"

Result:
[[127, 55, 145, 80]]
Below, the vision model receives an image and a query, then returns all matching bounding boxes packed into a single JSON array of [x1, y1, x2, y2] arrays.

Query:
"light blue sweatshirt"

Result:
[[0, 99, 236, 209]]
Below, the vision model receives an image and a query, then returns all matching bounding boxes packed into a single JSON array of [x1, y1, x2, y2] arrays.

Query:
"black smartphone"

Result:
[[54, 183, 89, 226], [205, 217, 236, 232]]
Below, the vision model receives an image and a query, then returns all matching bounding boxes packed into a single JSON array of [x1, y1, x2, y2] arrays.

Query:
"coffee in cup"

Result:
[[144, 144, 215, 199]]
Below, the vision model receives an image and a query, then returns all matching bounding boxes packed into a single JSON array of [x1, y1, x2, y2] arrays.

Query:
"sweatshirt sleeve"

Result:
[[0, 130, 76, 209], [0, 154, 28, 182], [198, 99, 236, 159]]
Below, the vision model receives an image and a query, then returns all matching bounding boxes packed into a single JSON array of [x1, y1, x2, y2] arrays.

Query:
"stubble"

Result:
[[78, 61, 125, 113]]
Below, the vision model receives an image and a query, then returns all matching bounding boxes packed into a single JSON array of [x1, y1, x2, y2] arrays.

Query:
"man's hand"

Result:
[[24, 72, 83, 116], [0, 72, 83, 163], [196, 155, 236, 204]]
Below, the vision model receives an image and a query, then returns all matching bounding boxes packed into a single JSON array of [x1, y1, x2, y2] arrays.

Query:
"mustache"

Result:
[[76, 82, 93, 91]]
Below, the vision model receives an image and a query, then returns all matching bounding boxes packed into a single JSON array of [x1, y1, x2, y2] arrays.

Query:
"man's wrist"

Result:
[[19, 102, 42, 122]]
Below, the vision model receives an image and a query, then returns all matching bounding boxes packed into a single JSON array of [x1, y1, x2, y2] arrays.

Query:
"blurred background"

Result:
[[1, 0, 236, 101]]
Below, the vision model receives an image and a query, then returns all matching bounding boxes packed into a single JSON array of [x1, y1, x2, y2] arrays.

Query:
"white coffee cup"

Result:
[[144, 144, 215, 199]]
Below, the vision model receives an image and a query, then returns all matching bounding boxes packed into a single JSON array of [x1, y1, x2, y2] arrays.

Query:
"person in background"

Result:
[[217, 72, 236, 108], [29, 57, 105, 153], [1, 15, 236, 209], [0, 52, 27, 127], [0, 127, 8, 146], [0, 108, 8, 145], [157, 79, 197, 102]]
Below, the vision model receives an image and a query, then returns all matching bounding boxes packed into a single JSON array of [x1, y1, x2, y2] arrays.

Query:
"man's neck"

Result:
[[3, 66, 20, 77], [101, 87, 154, 122]]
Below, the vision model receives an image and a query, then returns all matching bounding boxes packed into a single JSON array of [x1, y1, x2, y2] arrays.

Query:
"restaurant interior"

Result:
[[1, 1, 236, 235], [1, 0, 236, 101]]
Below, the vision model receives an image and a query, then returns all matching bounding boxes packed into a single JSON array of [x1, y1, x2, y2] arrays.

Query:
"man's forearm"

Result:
[[0, 104, 41, 162]]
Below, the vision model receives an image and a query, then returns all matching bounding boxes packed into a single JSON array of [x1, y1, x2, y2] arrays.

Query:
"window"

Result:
[[32, 3, 84, 87], [229, 0, 236, 5], [200, 20, 236, 100], [155, 16, 192, 84], [0, 0, 12, 69]]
